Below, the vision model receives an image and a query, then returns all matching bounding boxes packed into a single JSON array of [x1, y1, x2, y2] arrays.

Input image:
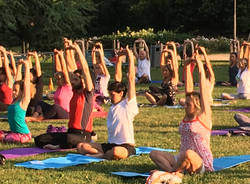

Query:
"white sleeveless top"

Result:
[[137, 58, 151, 81], [237, 68, 250, 94]]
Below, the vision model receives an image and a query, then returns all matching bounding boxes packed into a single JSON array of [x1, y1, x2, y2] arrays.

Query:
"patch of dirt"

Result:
[[208, 53, 230, 61]]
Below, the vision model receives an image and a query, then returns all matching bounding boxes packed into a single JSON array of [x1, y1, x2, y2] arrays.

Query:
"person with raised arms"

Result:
[[77, 46, 139, 160], [26, 51, 43, 116], [144, 47, 176, 106], [222, 42, 250, 100], [133, 38, 151, 84], [25, 49, 73, 121], [34, 40, 95, 149], [92, 42, 110, 104], [0, 58, 32, 143], [0, 46, 14, 110], [149, 50, 214, 176]]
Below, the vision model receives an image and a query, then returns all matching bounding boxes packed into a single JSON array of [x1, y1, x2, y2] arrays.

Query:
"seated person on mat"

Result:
[[222, 42, 250, 100], [26, 51, 44, 116], [149, 51, 214, 175], [0, 58, 32, 143], [77, 46, 139, 160], [25, 49, 73, 121], [220, 52, 239, 86], [133, 38, 151, 84], [145, 48, 176, 106], [34, 41, 95, 149], [92, 42, 110, 104], [0, 46, 14, 110]]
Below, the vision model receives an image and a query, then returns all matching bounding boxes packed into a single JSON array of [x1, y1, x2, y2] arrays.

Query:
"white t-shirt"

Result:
[[95, 74, 110, 97], [107, 96, 139, 145], [137, 58, 151, 81], [237, 69, 250, 94]]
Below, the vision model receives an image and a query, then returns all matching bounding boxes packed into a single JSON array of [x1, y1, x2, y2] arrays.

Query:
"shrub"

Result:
[[96, 27, 232, 53]]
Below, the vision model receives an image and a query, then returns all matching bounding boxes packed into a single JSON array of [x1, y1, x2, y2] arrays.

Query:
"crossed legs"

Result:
[[77, 142, 129, 160], [150, 149, 203, 174]]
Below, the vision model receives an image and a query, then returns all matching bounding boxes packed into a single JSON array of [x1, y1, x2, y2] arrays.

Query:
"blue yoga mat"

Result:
[[15, 154, 104, 170], [14, 147, 175, 170], [111, 155, 250, 177], [15, 147, 175, 169]]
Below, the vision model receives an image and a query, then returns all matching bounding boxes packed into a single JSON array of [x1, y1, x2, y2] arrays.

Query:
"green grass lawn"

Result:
[[0, 60, 249, 184]]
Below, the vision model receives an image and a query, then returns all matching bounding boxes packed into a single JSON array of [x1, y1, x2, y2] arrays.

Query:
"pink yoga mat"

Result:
[[0, 147, 56, 159]]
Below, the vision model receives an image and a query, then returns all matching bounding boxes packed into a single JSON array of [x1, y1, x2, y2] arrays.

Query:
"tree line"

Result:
[[0, 0, 249, 51]]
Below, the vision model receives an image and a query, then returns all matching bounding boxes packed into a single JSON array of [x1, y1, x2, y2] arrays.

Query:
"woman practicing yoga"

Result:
[[92, 42, 110, 104], [0, 46, 14, 110], [149, 50, 214, 175], [222, 42, 250, 100], [0, 58, 32, 143], [25, 49, 73, 122], [144, 47, 176, 106], [26, 51, 43, 116]]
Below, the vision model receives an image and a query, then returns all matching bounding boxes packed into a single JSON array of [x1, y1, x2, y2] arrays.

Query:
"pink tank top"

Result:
[[179, 117, 214, 171], [53, 84, 73, 112]]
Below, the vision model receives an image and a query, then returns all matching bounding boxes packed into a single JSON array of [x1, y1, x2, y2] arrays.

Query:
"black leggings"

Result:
[[35, 101, 69, 119], [34, 129, 92, 149]]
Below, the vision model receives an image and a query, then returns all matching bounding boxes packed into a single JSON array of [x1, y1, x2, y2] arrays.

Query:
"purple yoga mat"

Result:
[[211, 127, 248, 136], [0, 147, 56, 159], [230, 107, 250, 113]]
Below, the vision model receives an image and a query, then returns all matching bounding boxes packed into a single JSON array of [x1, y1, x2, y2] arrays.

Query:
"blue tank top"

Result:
[[8, 101, 30, 134]]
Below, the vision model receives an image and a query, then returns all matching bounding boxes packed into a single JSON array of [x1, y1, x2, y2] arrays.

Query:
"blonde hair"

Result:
[[186, 91, 201, 113]]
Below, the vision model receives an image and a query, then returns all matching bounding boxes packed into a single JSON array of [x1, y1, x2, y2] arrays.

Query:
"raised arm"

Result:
[[199, 46, 215, 83], [142, 39, 150, 60], [54, 49, 62, 72], [96, 42, 110, 77], [30, 51, 42, 77], [15, 60, 23, 81], [160, 48, 168, 72], [242, 42, 250, 70], [0, 52, 2, 67], [126, 46, 136, 101], [20, 59, 30, 110], [248, 45, 250, 71], [8, 51, 17, 76], [27, 53, 33, 69], [114, 49, 125, 82], [64, 38, 77, 72], [133, 39, 139, 59], [0, 46, 13, 88], [243, 42, 249, 60], [195, 52, 211, 120], [184, 59, 194, 94], [58, 50, 71, 85], [73, 42, 93, 91]]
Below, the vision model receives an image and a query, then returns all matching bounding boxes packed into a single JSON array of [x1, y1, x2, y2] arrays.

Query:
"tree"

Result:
[[0, 0, 96, 51]]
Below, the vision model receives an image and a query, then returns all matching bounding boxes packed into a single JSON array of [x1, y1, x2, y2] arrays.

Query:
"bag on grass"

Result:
[[145, 170, 182, 184]]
